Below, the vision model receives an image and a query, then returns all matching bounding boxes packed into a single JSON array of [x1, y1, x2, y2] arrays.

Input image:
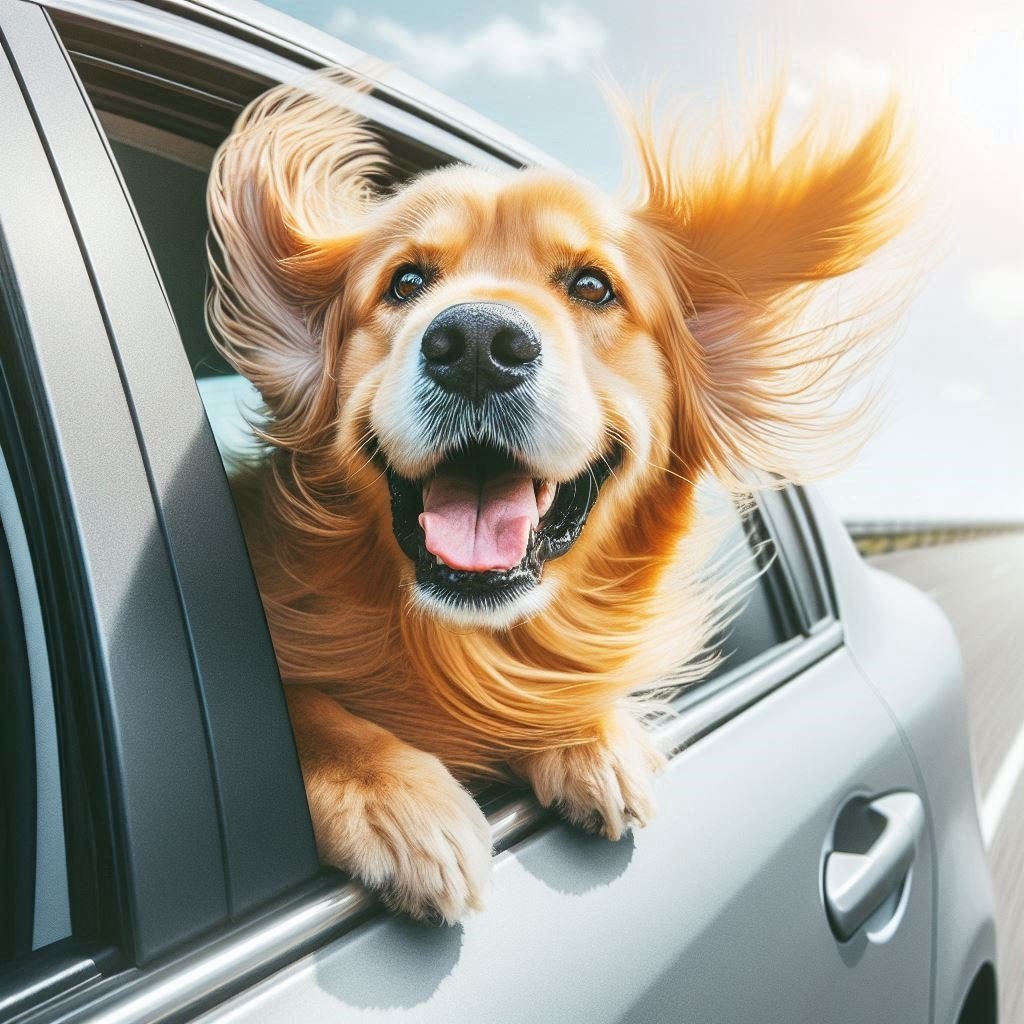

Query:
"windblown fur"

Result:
[[206, 69, 907, 919]]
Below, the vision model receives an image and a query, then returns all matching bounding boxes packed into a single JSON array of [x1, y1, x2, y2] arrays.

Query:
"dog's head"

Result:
[[309, 166, 681, 627], [209, 75, 904, 629]]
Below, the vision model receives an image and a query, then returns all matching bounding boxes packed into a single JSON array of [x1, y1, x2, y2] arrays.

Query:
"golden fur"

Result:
[[206, 71, 906, 921]]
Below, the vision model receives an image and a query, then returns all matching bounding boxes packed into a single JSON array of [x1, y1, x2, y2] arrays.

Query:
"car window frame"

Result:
[[2, 1, 844, 1019]]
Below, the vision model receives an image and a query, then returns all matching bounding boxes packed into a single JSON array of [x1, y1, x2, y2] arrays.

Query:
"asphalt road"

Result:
[[870, 535, 1024, 1023]]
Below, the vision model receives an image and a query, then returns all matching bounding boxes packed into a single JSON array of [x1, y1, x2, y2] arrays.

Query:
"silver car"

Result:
[[0, 1, 997, 1021]]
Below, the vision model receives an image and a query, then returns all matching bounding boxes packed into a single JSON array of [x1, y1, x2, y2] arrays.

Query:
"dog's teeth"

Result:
[[537, 480, 556, 517]]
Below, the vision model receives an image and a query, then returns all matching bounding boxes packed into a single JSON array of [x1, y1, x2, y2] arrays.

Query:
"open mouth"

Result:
[[385, 441, 621, 610]]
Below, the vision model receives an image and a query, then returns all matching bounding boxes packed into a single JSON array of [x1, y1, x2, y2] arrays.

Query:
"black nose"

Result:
[[420, 302, 541, 400]]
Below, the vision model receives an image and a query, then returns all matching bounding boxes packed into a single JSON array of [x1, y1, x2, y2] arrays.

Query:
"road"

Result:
[[870, 535, 1024, 1023]]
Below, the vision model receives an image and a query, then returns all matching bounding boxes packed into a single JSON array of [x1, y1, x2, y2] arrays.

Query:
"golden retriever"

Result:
[[206, 72, 905, 923]]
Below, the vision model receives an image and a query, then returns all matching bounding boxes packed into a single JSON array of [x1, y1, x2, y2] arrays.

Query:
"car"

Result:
[[0, 1, 997, 1022]]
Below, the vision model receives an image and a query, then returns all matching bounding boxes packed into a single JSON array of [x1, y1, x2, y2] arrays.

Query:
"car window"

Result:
[[0, 318, 71, 962], [701, 489, 802, 679], [60, 43, 814, 696], [0, 444, 72, 960]]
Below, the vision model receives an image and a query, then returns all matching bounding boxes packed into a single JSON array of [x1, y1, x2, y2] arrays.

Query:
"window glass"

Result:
[[109, 139, 226, 377], [698, 487, 803, 683], [0, 280, 114, 1011], [0, 404, 71, 958], [102, 137, 267, 462]]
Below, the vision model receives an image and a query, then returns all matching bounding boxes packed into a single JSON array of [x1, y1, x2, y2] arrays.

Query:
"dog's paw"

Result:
[[512, 714, 666, 840], [306, 745, 492, 924]]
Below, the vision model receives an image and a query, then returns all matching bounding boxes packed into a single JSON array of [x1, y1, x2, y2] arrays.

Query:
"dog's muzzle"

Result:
[[421, 302, 541, 401], [376, 300, 618, 619], [384, 441, 622, 617]]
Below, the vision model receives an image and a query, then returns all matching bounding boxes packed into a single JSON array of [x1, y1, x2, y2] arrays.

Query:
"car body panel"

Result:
[[194, 648, 932, 1024], [806, 486, 998, 1023]]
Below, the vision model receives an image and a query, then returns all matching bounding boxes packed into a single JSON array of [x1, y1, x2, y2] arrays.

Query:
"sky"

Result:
[[265, 0, 1024, 520]]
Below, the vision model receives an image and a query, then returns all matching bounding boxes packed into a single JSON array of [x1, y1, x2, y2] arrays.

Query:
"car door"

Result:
[[2, 3, 935, 1022]]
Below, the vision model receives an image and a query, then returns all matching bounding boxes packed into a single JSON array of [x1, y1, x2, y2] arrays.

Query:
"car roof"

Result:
[[131, 0, 564, 172]]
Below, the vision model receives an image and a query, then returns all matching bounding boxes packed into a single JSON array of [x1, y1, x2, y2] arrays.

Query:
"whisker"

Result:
[[609, 428, 701, 488]]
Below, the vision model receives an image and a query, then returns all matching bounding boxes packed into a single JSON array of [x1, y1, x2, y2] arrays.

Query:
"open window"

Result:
[[51, 6, 828, 702]]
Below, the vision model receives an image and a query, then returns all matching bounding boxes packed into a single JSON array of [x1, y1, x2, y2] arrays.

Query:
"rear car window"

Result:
[[0, 305, 71, 963], [0, 438, 72, 960]]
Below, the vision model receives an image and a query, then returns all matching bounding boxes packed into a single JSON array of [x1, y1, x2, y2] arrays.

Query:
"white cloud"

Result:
[[332, 6, 606, 82], [822, 50, 892, 97], [940, 380, 988, 405], [786, 49, 893, 117], [326, 7, 357, 35], [785, 78, 813, 111], [968, 264, 1024, 328]]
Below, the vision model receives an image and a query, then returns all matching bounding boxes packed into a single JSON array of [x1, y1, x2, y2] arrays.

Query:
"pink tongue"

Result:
[[419, 470, 539, 572]]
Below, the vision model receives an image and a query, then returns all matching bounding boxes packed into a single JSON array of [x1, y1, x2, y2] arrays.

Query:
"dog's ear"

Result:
[[207, 72, 384, 448], [625, 94, 909, 487]]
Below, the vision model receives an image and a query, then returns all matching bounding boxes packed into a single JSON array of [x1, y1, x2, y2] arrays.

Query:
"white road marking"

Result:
[[981, 715, 1024, 847]]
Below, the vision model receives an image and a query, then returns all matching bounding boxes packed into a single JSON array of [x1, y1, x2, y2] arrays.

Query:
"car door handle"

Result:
[[824, 792, 925, 941]]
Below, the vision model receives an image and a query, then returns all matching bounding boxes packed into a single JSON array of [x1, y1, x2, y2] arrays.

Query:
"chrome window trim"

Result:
[[658, 619, 842, 755], [743, 492, 806, 640], [755, 487, 830, 634], [12, 621, 843, 1024], [792, 485, 841, 622], [776, 487, 831, 624], [757, 494, 814, 630], [0, 950, 104, 1022]]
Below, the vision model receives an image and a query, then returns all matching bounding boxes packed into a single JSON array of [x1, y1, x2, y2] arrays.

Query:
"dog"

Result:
[[206, 71, 905, 923]]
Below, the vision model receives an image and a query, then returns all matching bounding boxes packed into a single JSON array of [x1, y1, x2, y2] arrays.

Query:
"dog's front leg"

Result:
[[285, 687, 491, 923], [510, 710, 667, 841]]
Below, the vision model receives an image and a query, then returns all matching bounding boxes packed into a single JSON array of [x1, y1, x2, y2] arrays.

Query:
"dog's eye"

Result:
[[390, 267, 426, 302], [568, 270, 614, 305]]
